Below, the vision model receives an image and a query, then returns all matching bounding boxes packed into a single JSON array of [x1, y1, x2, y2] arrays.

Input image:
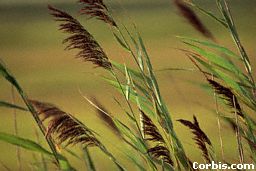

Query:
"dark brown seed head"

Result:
[[148, 145, 174, 166], [207, 79, 243, 118], [178, 116, 212, 163], [48, 5, 112, 70], [78, 0, 117, 27], [30, 99, 100, 147], [140, 110, 164, 142], [140, 110, 173, 166]]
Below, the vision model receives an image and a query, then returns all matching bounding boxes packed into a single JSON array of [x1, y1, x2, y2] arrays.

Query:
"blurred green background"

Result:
[[0, 0, 256, 170]]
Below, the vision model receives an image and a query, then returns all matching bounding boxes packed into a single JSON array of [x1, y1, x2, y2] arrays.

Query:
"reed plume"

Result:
[[48, 5, 112, 70], [178, 116, 212, 163], [29, 100, 100, 147], [78, 0, 117, 27], [140, 110, 164, 142], [140, 110, 173, 166], [207, 79, 244, 118], [174, 0, 214, 39]]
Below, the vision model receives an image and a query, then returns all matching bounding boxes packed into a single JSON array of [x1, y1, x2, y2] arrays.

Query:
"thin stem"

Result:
[[110, 69, 144, 139], [35, 129, 47, 171], [11, 86, 21, 171], [213, 89, 225, 161], [18, 89, 59, 164], [115, 23, 192, 169], [99, 145, 125, 171], [115, 26, 152, 91], [0, 161, 11, 171], [0, 63, 60, 165], [79, 93, 156, 170], [210, 66, 224, 161], [233, 96, 244, 165], [217, 0, 255, 88], [82, 147, 96, 171]]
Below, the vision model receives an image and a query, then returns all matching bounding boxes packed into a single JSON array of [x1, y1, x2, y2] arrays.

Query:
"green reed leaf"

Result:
[[113, 33, 129, 51], [184, 42, 241, 73], [0, 101, 27, 111], [0, 132, 52, 156], [83, 147, 96, 171], [178, 36, 240, 59], [124, 64, 131, 101], [103, 77, 154, 116], [189, 3, 228, 27]]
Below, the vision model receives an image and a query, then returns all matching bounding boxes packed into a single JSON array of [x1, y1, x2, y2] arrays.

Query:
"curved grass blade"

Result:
[[126, 154, 146, 171], [57, 155, 76, 171], [0, 101, 27, 111], [137, 32, 191, 169], [178, 36, 241, 60], [0, 61, 60, 164], [188, 2, 228, 28], [124, 64, 131, 101], [113, 33, 129, 51], [83, 147, 96, 171], [0, 132, 52, 156], [114, 120, 158, 170], [112, 61, 151, 84], [103, 77, 154, 116], [183, 42, 242, 75], [31, 100, 125, 171], [189, 54, 255, 108], [0, 132, 76, 170]]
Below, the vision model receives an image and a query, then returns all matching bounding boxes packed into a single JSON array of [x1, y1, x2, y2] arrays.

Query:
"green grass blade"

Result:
[[103, 77, 154, 116], [183, 42, 241, 74], [112, 61, 151, 100], [217, 0, 253, 84], [0, 101, 27, 111], [124, 64, 131, 101], [113, 33, 130, 51], [112, 61, 151, 84], [64, 148, 81, 160], [190, 54, 256, 110], [126, 154, 146, 171], [114, 120, 157, 170], [178, 36, 240, 60], [190, 54, 242, 92], [0, 61, 60, 164], [83, 147, 96, 171], [189, 3, 228, 27], [0, 132, 75, 170], [57, 155, 76, 171], [137, 33, 190, 169], [184, 42, 251, 86], [0, 62, 21, 92], [104, 77, 148, 103], [0, 132, 52, 156], [114, 120, 145, 152], [123, 25, 144, 72]]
